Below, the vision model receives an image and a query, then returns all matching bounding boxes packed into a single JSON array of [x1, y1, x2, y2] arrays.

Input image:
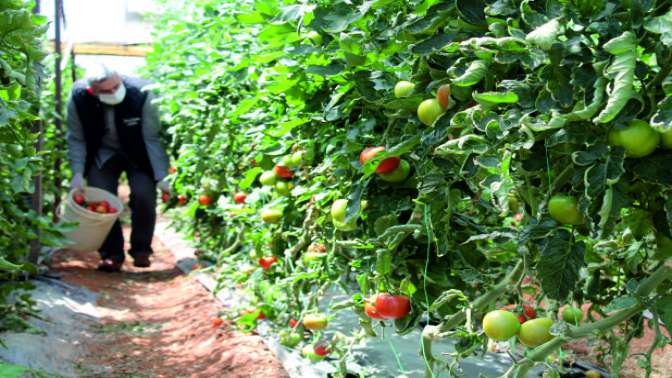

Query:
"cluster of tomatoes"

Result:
[[482, 304, 584, 348], [73, 193, 118, 214]]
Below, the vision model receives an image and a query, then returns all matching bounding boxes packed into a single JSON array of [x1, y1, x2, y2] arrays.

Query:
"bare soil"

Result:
[[50, 234, 288, 378]]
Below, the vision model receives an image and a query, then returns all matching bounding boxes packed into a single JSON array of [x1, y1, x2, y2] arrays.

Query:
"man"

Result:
[[66, 64, 171, 272]]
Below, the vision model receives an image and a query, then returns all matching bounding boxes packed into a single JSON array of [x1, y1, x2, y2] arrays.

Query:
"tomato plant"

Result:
[[145, 0, 672, 376]]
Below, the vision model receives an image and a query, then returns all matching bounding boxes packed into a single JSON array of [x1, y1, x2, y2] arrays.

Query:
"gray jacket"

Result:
[[66, 90, 170, 182]]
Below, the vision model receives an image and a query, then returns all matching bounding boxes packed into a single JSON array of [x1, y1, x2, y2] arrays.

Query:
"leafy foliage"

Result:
[[146, 0, 672, 375]]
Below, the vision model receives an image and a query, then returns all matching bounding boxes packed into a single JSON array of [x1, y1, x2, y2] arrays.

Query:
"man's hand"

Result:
[[70, 172, 85, 193], [157, 179, 171, 195]]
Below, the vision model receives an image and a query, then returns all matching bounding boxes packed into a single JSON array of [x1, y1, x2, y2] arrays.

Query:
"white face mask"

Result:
[[98, 83, 126, 105]]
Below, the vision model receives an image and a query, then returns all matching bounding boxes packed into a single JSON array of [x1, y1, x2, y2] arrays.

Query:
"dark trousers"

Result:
[[87, 154, 156, 262]]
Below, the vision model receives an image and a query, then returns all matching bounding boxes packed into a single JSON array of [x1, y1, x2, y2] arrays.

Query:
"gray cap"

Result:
[[86, 63, 117, 86]]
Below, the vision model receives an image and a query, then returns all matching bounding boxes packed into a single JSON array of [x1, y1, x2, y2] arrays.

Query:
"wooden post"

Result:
[[52, 0, 64, 223], [28, 0, 44, 265]]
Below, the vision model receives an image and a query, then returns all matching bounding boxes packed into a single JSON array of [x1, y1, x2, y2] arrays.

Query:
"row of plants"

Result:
[[0, 0, 67, 337], [146, 0, 672, 376]]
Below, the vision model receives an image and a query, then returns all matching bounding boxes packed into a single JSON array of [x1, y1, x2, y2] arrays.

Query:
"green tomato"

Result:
[[518, 317, 554, 347], [394, 81, 415, 98], [290, 151, 304, 166], [259, 171, 277, 186], [548, 195, 583, 225], [302, 251, 326, 264], [417, 99, 444, 126], [608, 119, 660, 158], [561, 306, 583, 324], [302, 314, 328, 330], [661, 129, 672, 149], [261, 208, 283, 224], [279, 330, 302, 348], [275, 181, 293, 196], [378, 159, 410, 183], [482, 310, 520, 341], [282, 155, 299, 168]]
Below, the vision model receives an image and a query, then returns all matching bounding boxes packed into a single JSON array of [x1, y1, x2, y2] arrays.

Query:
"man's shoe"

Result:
[[97, 259, 123, 272], [133, 255, 151, 268]]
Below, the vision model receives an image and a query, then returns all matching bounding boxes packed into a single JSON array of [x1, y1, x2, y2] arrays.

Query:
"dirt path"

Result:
[[50, 232, 288, 378]]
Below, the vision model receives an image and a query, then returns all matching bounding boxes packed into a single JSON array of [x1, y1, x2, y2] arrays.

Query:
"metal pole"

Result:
[[28, 0, 43, 265], [52, 0, 63, 223]]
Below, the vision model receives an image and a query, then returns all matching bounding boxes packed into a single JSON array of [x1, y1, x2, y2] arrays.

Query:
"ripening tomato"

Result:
[[359, 146, 400, 174], [378, 159, 410, 183], [436, 84, 451, 110], [417, 98, 444, 126], [169, 166, 177, 174], [501, 304, 537, 324], [561, 306, 584, 324], [548, 195, 583, 225], [302, 345, 326, 362], [585, 370, 602, 378], [302, 314, 328, 330], [289, 319, 299, 328], [313, 345, 330, 356], [274, 164, 294, 179], [95, 204, 109, 214], [108, 207, 118, 214], [609, 119, 660, 158], [482, 310, 521, 341], [199, 194, 213, 206], [162, 192, 170, 203], [518, 318, 554, 347], [373, 294, 411, 320], [178, 195, 187, 205], [259, 256, 277, 270], [394, 81, 415, 98], [233, 192, 247, 204]]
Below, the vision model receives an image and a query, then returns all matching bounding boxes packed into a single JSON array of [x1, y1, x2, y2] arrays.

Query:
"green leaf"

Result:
[[472, 91, 518, 105], [657, 296, 672, 334], [526, 18, 561, 50], [451, 60, 488, 87], [645, 9, 672, 47], [650, 96, 672, 133], [594, 32, 637, 124], [0, 362, 28, 378], [239, 167, 264, 190], [603, 296, 638, 314], [537, 229, 585, 301]]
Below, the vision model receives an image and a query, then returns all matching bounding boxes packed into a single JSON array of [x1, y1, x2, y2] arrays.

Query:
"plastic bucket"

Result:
[[61, 187, 124, 252]]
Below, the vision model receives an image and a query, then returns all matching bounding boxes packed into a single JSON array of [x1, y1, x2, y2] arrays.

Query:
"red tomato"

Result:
[[178, 195, 187, 205], [359, 147, 400, 174], [314, 345, 330, 356], [169, 166, 177, 174], [364, 302, 384, 319], [502, 304, 537, 324], [259, 256, 277, 270], [162, 192, 170, 203], [199, 195, 213, 206], [234, 192, 247, 204], [73, 193, 86, 205], [108, 207, 118, 214], [274, 165, 294, 179], [87, 204, 97, 212], [212, 318, 224, 328], [289, 319, 299, 328], [373, 294, 411, 320]]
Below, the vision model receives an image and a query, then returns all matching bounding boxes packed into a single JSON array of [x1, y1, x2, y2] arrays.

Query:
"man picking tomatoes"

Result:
[[66, 64, 170, 272]]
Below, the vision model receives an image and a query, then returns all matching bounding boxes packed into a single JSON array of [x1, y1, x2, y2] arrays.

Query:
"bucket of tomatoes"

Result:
[[61, 187, 124, 252]]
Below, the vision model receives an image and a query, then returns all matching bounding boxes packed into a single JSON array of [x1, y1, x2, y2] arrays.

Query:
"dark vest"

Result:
[[71, 76, 154, 178]]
